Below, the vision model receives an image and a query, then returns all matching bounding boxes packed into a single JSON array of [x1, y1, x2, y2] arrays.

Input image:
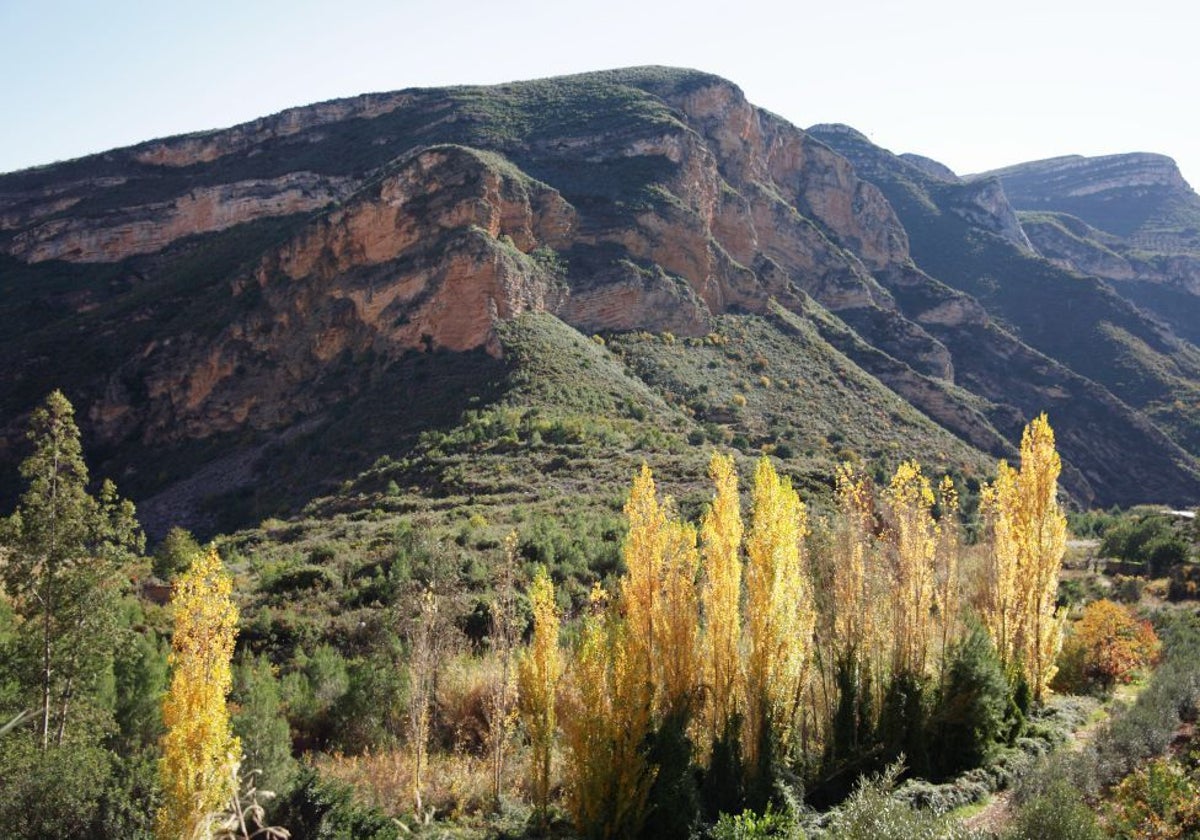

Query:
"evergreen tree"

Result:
[[0, 390, 143, 750], [231, 653, 296, 799]]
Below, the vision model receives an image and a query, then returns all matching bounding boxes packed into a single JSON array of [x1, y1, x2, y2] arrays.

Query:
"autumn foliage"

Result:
[[1054, 599, 1161, 693], [156, 547, 241, 840]]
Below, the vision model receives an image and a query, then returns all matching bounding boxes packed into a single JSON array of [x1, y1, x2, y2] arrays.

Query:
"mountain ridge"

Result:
[[3, 66, 1200, 531]]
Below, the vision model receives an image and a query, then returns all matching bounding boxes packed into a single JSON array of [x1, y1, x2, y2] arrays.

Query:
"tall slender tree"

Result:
[[884, 461, 938, 679], [517, 565, 561, 829], [743, 457, 814, 773], [699, 453, 744, 755], [157, 547, 240, 840], [981, 414, 1068, 700], [0, 390, 142, 750]]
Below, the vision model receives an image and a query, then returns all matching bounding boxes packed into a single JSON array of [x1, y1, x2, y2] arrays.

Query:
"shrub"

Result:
[[273, 766, 401, 840], [1106, 755, 1200, 838], [1052, 600, 1160, 695], [818, 762, 971, 840], [929, 623, 1010, 778], [710, 805, 799, 839], [1006, 777, 1104, 840]]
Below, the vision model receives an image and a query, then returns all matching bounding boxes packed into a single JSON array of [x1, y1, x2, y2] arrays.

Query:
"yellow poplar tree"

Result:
[[621, 464, 667, 718], [156, 547, 240, 840], [1015, 414, 1068, 698], [699, 452, 744, 752], [981, 462, 1021, 670], [982, 414, 1068, 700], [934, 475, 962, 685], [658, 519, 701, 718], [743, 457, 814, 770], [560, 589, 654, 840], [830, 464, 880, 670], [884, 460, 938, 678], [517, 565, 562, 828]]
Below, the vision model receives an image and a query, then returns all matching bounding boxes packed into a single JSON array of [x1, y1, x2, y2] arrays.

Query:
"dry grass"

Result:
[[320, 652, 544, 824], [320, 744, 533, 822]]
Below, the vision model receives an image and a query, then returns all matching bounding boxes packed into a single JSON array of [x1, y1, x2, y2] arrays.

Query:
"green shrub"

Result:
[[1006, 778, 1104, 840], [929, 623, 1009, 778], [711, 805, 799, 839], [273, 766, 401, 840], [816, 762, 970, 839]]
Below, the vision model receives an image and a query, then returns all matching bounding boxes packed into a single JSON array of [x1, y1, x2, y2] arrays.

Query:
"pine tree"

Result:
[[157, 547, 240, 840], [0, 390, 142, 750], [517, 565, 561, 828]]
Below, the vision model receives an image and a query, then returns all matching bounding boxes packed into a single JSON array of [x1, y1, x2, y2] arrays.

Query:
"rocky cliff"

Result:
[[3, 67, 1200, 524]]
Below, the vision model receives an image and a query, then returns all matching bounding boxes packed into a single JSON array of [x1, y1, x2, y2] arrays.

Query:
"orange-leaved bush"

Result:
[[1054, 599, 1161, 694]]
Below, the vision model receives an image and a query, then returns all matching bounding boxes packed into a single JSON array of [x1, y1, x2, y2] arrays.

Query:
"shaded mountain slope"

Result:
[[2, 68, 1199, 527], [809, 124, 1200, 499]]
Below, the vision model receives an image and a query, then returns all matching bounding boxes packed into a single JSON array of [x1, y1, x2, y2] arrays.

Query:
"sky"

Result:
[[1, 0, 1197, 186]]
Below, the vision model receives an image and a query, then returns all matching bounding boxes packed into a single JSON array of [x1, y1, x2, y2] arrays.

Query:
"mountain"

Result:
[[974, 154, 1200, 348], [2, 67, 1199, 535]]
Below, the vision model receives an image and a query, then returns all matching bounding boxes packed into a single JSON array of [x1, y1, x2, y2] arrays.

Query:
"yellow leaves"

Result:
[[1055, 599, 1160, 693], [700, 452, 743, 747], [884, 460, 938, 677], [981, 413, 1068, 699], [517, 566, 561, 823], [560, 605, 654, 839], [156, 547, 240, 840], [744, 457, 814, 767]]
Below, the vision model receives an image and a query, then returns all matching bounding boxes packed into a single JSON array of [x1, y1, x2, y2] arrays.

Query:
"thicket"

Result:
[[1010, 610, 1200, 837], [0, 397, 1116, 839]]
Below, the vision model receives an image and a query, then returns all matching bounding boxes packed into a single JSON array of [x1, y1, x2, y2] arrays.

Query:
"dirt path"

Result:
[[962, 693, 1120, 835]]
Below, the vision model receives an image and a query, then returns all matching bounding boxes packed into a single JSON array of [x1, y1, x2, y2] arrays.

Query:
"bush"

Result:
[[1052, 600, 1161, 695], [929, 623, 1010, 778], [816, 762, 971, 840], [1006, 777, 1104, 840], [273, 766, 401, 840], [1100, 515, 1189, 577], [710, 805, 799, 839], [1106, 755, 1200, 838]]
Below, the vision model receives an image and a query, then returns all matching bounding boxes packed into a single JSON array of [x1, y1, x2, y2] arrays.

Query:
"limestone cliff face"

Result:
[[978, 152, 1200, 252], [90, 146, 575, 442], [5, 67, 1200, 510], [1019, 212, 1137, 280], [944, 177, 1034, 253], [130, 92, 415, 168], [8, 173, 356, 262]]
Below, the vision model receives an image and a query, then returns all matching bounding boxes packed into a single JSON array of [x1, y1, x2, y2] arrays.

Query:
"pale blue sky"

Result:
[[2, 0, 1197, 187]]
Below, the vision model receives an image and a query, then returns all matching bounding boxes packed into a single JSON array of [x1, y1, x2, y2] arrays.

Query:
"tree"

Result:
[[982, 414, 1069, 700], [487, 532, 521, 810], [699, 452, 744, 755], [517, 565, 561, 829], [743, 457, 814, 775], [0, 390, 142, 750], [231, 653, 296, 799], [1053, 599, 1161, 694], [882, 460, 938, 679], [157, 547, 241, 840], [560, 588, 654, 840]]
